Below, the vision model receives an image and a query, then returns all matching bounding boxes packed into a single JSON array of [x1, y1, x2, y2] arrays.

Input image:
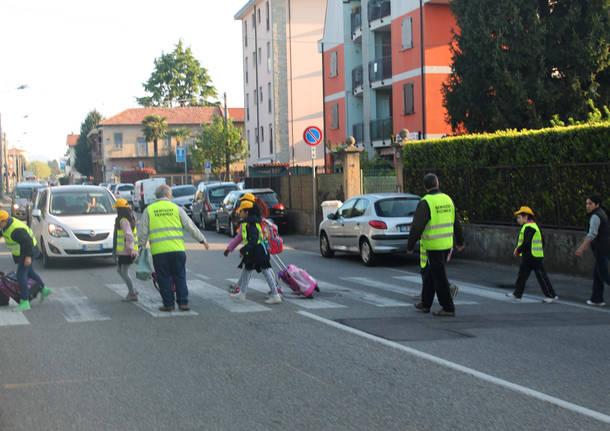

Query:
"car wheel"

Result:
[[40, 240, 54, 268], [360, 238, 377, 266], [215, 217, 221, 233], [320, 232, 334, 258]]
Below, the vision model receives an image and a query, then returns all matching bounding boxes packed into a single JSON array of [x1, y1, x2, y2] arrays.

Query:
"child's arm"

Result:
[[224, 224, 243, 255]]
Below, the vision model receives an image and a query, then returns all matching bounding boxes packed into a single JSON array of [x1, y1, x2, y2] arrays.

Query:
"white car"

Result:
[[30, 185, 117, 267], [113, 183, 134, 205]]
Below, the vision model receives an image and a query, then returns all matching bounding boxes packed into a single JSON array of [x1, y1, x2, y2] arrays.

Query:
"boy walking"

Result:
[[506, 206, 558, 303]]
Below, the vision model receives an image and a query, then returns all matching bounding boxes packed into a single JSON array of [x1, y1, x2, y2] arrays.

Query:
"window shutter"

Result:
[[331, 103, 339, 129], [403, 83, 414, 115], [330, 51, 338, 77], [402, 17, 413, 50]]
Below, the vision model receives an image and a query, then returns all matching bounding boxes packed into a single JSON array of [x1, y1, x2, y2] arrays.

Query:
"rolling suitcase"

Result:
[[271, 255, 319, 298], [0, 271, 42, 305]]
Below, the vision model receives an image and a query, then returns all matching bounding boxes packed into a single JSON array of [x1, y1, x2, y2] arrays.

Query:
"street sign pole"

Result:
[[303, 125, 323, 236], [185, 146, 188, 185]]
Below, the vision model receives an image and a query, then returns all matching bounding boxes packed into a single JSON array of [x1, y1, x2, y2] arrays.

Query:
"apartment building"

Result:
[[235, 0, 327, 169], [321, 0, 455, 157]]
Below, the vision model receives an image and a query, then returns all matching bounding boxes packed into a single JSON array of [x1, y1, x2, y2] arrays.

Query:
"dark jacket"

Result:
[[516, 225, 539, 260], [239, 215, 271, 272], [2, 218, 35, 263], [590, 207, 610, 257], [406, 189, 464, 252]]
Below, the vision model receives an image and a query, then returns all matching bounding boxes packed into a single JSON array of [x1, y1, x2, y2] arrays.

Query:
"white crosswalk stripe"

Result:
[[317, 280, 411, 307], [0, 306, 30, 326], [188, 279, 271, 313], [105, 283, 198, 317], [49, 286, 112, 322]]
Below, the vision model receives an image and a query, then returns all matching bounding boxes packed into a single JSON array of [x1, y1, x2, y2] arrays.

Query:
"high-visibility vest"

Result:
[[116, 217, 139, 253], [241, 222, 263, 250], [146, 200, 185, 255], [419, 193, 455, 268], [515, 221, 544, 258], [3, 218, 37, 257]]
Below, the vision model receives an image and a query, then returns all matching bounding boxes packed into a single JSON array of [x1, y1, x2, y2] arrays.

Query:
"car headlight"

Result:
[[48, 223, 69, 238]]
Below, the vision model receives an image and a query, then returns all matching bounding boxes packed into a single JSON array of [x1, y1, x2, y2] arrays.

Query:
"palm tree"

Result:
[[141, 114, 168, 172], [168, 127, 192, 149]]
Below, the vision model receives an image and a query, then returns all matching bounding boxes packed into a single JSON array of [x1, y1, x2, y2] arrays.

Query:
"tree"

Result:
[[47, 160, 60, 177], [141, 114, 168, 173], [26, 161, 51, 179], [442, 0, 610, 134], [74, 110, 103, 177], [191, 115, 248, 181], [136, 39, 218, 107]]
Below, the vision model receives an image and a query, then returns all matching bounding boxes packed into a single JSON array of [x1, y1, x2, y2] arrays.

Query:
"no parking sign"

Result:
[[303, 126, 323, 146]]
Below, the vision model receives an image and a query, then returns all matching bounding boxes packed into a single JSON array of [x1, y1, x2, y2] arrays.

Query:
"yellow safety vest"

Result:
[[3, 218, 37, 257], [116, 217, 139, 253], [241, 222, 263, 247], [419, 193, 455, 268], [146, 200, 185, 255], [515, 222, 544, 258]]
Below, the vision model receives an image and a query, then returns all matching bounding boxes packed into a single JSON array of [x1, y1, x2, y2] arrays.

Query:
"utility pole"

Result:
[[223, 92, 230, 182]]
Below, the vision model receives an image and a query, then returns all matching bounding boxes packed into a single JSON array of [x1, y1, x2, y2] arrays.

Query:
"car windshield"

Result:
[[254, 192, 280, 207], [209, 186, 238, 204], [118, 184, 133, 192], [50, 190, 116, 215], [14, 186, 37, 199], [172, 186, 196, 197], [374, 198, 419, 217]]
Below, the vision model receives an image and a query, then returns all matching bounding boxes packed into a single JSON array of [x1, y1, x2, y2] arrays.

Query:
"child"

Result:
[[113, 198, 139, 301], [506, 206, 558, 303], [224, 199, 282, 304]]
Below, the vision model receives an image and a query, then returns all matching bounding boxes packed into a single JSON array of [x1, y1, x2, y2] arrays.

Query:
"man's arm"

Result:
[[516, 226, 535, 255], [178, 206, 208, 245], [137, 209, 150, 251], [12, 229, 34, 260], [407, 200, 430, 252], [576, 214, 599, 256]]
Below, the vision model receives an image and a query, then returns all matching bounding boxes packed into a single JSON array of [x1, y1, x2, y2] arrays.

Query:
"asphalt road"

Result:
[[0, 229, 608, 431]]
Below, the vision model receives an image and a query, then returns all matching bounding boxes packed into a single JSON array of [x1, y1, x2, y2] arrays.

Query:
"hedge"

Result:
[[402, 123, 610, 229]]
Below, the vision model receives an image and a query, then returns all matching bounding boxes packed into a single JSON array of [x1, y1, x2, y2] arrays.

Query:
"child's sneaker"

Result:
[[505, 293, 521, 301], [40, 287, 51, 302], [122, 293, 138, 302], [543, 296, 558, 304], [449, 284, 459, 299], [264, 294, 282, 304], [229, 291, 246, 302], [13, 299, 31, 312], [586, 300, 606, 307]]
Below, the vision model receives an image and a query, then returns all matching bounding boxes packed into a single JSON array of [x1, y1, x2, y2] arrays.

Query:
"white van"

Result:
[[133, 178, 167, 212]]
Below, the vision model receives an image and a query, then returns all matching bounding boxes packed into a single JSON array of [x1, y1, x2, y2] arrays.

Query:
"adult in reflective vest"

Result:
[[113, 198, 139, 302], [506, 206, 557, 302], [575, 194, 610, 306], [407, 173, 464, 316], [138, 185, 209, 312], [0, 210, 50, 311]]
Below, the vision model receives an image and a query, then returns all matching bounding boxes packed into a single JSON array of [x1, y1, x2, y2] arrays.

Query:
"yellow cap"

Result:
[[236, 199, 254, 213], [113, 198, 130, 208], [514, 206, 534, 216], [0, 210, 9, 221], [239, 193, 255, 203]]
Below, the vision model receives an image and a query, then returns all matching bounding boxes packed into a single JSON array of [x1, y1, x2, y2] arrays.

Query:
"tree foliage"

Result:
[[141, 114, 168, 173], [47, 160, 60, 177], [136, 40, 218, 107], [443, 0, 610, 134], [26, 161, 51, 179], [191, 115, 247, 181], [74, 110, 103, 177]]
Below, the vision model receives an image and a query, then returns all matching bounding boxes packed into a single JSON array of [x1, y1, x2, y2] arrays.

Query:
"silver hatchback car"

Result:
[[318, 193, 420, 266]]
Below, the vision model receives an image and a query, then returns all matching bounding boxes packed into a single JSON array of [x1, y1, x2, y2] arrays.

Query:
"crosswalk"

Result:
[[1, 271, 606, 326]]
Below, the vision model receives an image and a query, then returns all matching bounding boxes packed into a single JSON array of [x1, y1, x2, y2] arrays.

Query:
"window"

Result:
[[246, 93, 250, 121], [402, 17, 413, 50], [352, 199, 370, 217], [252, 11, 256, 27], [165, 136, 171, 149], [267, 82, 272, 113], [244, 21, 248, 47], [114, 133, 123, 149], [331, 103, 339, 129], [255, 127, 259, 144], [266, 1, 270, 30], [403, 82, 414, 115], [260, 86, 263, 102], [269, 123, 273, 153], [137, 137, 148, 156], [247, 130, 251, 151], [257, 8, 260, 24], [245, 57, 248, 83], [37, 190, 48, 214], [267, 41, 271, 72], [330, 51, 338, 77], [253, 51, 256, 67], [254, 89, 257, 105], [260, 126, 264, 143], [337, 198, 357, 218], [258, 47, 262, 64]]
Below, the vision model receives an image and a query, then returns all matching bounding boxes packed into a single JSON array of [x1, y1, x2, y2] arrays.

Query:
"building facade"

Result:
[[235, 0, 327, 169], [321, 0, 455, 158]]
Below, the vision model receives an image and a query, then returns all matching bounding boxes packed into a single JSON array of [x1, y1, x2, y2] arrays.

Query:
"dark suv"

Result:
[[215, 188, 287, 237], [11, 182, 43, 225], [191, 182, 238, 230]]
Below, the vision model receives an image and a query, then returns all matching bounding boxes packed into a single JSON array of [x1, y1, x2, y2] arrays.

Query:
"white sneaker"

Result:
[[506, 293, 521, 301], [449, 284, 459, 299], [264, 294, 282, 304], [586, 300, 606, 307], [543, 296, 558, 304], [229, 291, 246, 302]]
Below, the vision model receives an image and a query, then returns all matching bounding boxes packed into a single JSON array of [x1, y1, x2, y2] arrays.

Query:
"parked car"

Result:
[[170, 185, 196, 217], [11, 182, 44, 225], [215, 188, 287, 237], [318, 193, 421, 266], [30, 185, 117, 267], [191, 181, 238, 230], [133, 178, 167, 212], [113, 183, 135, 206]]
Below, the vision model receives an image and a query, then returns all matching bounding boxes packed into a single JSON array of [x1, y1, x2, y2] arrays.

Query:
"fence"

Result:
[[362, 176, 396, 194]]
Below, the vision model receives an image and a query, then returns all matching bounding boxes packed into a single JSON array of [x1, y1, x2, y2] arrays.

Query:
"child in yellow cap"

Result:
[[506, 206, 558, 303], [112, 199, 139, 301]]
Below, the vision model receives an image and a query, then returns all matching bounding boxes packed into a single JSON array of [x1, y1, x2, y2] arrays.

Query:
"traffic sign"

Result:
[[311, 147, 316, 159], [176, 146, 185, 163], [204, 160, 211, 174], [303, 126, 323, 146]]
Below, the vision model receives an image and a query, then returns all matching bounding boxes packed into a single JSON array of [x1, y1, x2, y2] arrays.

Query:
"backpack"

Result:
[[260, 218, 283, 254]]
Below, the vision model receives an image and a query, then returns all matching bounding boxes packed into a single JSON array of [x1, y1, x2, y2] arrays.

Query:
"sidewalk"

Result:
[[281, 234, 599, 305]]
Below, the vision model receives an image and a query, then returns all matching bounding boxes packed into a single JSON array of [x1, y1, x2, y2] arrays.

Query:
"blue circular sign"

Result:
[[303, 126, 323, 146]]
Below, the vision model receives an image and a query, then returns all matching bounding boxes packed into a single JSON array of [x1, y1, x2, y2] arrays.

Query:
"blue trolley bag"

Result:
[[0, 271, 42, 305]]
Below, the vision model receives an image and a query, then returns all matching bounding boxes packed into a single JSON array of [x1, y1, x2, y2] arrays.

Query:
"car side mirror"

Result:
[[327, 212, 336, 220], [32, 209, 41, 219]]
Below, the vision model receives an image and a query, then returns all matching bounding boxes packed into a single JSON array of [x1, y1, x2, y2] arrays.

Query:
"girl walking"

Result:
[[113, 198, 139, 301]]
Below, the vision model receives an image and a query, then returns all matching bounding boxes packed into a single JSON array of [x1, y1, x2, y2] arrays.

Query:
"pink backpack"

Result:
[[261, 218, 283, 255]]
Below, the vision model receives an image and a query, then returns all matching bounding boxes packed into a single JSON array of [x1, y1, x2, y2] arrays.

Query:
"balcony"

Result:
[[350, 10, 362, 40], [368, 0, 391, 30], [352, 65, 363, 95], [352, 123, 364, 144], [368, 56, 392, 87], [370, 117, 392, 145]]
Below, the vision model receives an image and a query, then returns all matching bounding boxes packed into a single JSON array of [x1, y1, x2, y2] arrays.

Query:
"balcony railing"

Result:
[[368, 0, 391, 23], [368, 56, 392, 82], [350, 10, 362, 35], [352, 123, 364, 143], [352, 66, 363, 91], [370, 117, 393, 141]]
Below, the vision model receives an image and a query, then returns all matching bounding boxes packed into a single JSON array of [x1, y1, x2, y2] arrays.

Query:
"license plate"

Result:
[[399, 225, 409, 232], [83, 244, 103, 251]]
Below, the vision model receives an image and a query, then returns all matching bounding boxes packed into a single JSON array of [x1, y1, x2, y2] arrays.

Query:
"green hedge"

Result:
[[402, 124, 610, 228]]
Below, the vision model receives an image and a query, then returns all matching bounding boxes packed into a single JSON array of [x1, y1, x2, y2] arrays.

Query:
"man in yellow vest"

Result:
[[138, 185, 209, 312], [0, 210, 50, 311], [407, 174, 464, 316]]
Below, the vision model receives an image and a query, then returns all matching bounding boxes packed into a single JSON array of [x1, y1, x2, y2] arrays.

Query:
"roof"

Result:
[[235, 0, 258, 19], [66, 134, 79, 147], [227, 108, 245, 122], [99, 106, 223, 126]]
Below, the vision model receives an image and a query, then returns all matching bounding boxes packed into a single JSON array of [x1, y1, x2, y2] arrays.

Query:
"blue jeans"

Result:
[[152, 251, 188, 307], [591, 254, 610, 303], [16, 258, 45, 301]]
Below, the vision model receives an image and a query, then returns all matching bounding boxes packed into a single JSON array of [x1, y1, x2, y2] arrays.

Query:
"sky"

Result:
[[0, 0, 245, 162]]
